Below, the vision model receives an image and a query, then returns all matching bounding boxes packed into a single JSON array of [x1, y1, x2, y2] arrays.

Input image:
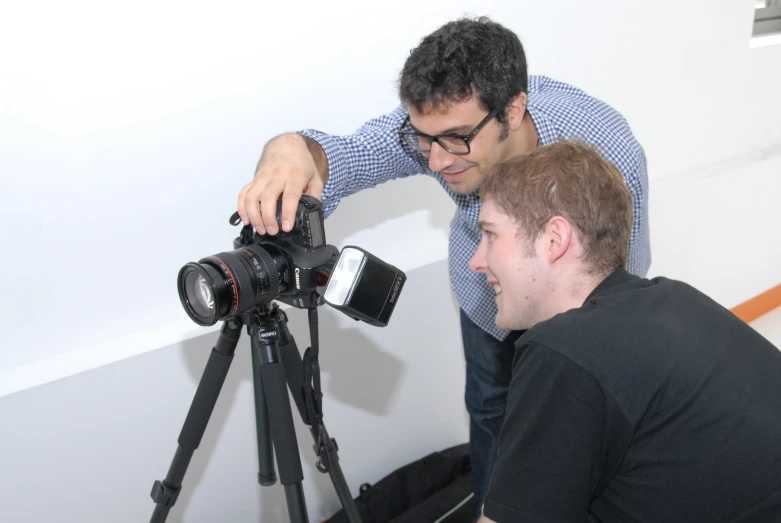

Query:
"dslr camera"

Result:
[[177, 195, 406, 327]]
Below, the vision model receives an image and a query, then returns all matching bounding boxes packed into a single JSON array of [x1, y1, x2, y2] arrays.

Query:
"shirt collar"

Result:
[[584, 267, 636, 301], [513, 268, 637, 349], [525, 103, 558, 147]]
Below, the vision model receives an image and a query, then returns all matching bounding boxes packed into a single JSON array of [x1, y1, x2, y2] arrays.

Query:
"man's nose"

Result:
[[469, 243, 485, 273], [427, 142, 456, 173]]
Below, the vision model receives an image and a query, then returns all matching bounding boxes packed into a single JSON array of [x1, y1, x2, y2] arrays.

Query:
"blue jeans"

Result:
[[460, 309, 522, 518]]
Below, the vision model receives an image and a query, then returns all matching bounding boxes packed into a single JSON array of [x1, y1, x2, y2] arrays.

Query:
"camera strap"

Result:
[[303, 307, 329, 471]]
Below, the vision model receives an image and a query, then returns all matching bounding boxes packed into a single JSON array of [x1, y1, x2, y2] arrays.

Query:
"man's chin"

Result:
[[446, 180, 480, 195], [442, 169, 480, 194], [496, 313, 528, 332]]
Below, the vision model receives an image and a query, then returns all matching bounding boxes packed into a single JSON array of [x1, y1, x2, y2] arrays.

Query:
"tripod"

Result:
[[149, 302, 362, 523]]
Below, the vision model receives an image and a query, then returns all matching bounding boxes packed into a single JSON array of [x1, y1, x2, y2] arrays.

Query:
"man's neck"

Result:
[[545, 268, 607, 319], [519, 111, 539, 152], [571, 269, 611, 307], [502, 111, 539, 160]]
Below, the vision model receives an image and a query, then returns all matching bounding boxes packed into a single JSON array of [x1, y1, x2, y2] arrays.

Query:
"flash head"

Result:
[[324, 246, 406, 327]]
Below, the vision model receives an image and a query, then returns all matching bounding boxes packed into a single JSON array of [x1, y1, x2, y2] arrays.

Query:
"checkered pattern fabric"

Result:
[[300, 75, 650, 341]]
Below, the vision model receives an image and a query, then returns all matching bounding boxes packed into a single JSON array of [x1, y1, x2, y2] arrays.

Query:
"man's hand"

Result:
[[237, 133, 327, 235]]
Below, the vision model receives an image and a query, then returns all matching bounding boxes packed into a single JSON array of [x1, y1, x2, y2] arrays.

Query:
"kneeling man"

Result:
[[470, 141, 781, 522]]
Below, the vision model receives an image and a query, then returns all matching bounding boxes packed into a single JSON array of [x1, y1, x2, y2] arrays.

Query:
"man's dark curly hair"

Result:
[[398, 16, 528, 138]]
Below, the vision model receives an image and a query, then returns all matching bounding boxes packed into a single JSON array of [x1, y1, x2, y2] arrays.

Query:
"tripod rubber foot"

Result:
[[258, 472, 277, 486]]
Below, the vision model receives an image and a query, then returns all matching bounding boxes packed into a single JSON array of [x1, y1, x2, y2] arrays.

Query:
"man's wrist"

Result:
[[299, 134, 329, 185]]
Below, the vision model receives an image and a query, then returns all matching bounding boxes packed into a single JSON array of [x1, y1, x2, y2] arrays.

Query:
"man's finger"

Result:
[[304, 176, 325, 202], [259, 178, 286, 235], [236, 184, 250, 225], [244, 184, 265, 234], [280, 180, 307, 232]]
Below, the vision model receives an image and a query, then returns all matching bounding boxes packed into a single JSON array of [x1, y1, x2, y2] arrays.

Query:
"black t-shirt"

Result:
[[483, 269, 781, 523]]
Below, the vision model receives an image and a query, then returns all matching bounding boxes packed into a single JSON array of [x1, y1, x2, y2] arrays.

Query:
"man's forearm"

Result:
[[301, 134, 329, 185], [256, 133, 329, 186]]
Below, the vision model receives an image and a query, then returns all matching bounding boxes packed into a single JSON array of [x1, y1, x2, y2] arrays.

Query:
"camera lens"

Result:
[[177, 245, 285, 326], [185, 271, 215, 318]]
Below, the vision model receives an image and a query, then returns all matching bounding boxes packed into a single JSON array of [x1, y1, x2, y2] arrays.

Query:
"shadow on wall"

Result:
[[322, 173, 454, 249], [283, 306, 408, 415], [167, 306, 406, 522]]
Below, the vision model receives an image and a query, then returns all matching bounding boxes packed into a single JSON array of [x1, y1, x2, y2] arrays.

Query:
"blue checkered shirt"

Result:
[[300, 75, 651, 341]]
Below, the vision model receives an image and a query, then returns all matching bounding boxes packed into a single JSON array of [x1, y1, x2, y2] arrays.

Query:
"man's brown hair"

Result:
[[480, 140, 633, 275]]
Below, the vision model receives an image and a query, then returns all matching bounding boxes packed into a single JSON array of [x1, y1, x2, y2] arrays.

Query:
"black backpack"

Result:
[[327, 443, 474, 523]]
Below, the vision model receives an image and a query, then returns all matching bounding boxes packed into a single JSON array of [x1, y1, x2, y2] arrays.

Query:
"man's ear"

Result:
[[545, 216, 573, 264], [506, 92, 528, 132]]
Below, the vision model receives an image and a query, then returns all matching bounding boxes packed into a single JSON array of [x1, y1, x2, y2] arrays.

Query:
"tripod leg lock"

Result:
[[314, 428, 340, 473], [150, 480, 181, 507]]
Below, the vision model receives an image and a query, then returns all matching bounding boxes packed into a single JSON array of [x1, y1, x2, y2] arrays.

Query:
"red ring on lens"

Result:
[[209, 255, 240, 317]]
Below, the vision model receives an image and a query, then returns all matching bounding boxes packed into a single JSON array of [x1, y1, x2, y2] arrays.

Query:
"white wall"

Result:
[[1, 1, 780, 522]]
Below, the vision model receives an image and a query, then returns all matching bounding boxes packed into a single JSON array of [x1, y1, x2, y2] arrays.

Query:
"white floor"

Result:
[[750, 306, 781, 348]]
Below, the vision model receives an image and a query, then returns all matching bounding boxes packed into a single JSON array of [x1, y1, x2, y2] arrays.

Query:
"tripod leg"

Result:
[[317, 425, 363, 523], [276, 312, 363, 523], [255, 350, 309, 523], [149, 319, 243, 523], [251, 343, 276, 486]]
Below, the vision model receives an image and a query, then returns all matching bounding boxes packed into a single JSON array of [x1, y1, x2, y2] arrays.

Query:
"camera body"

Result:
[[238, 195, 339, 309]]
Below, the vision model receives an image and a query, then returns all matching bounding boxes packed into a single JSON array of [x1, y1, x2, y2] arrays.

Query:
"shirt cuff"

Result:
[[297, 129, 346, 218]]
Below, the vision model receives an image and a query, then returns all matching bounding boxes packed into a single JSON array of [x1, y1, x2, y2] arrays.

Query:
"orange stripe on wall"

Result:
[[730, 283, 781, 323]]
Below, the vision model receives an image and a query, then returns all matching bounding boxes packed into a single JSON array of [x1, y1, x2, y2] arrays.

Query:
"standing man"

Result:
[[470, 140, 781, 522], [236, 17, 651, 512]]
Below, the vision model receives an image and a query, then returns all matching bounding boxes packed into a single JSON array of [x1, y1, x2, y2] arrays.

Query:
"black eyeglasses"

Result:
[[398, 108, 500, 155]]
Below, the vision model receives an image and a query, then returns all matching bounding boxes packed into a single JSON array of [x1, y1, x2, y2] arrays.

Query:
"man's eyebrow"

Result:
[[408, 122, 473, 135], [477, 219, 494, 231]]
